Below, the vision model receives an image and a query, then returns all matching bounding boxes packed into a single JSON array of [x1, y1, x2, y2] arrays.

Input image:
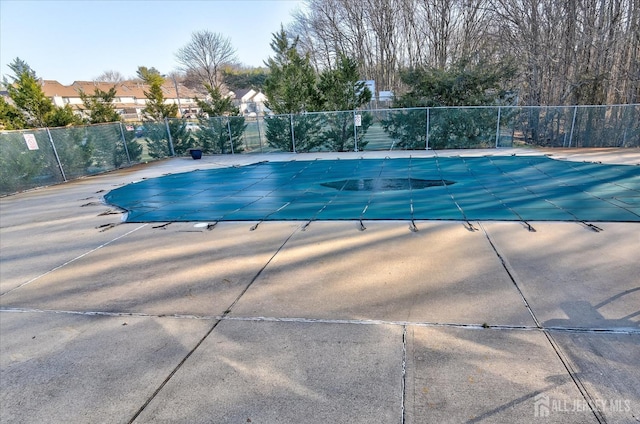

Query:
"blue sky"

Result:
[[0, 0, 305, 84]]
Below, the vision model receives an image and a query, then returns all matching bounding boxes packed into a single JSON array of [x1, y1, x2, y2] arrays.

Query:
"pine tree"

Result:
[[137, 67, 178, 121], [382, 58, 516, 149], [79, 86, 121, 124], [137, 67, 180, 158], [263, 28, 323, 152], [0, 96, 26, 130], [193, 84, 246, 154], [317, 54, 372, 151], [4, 58, 53, 127], [4, 57, 82, 128]]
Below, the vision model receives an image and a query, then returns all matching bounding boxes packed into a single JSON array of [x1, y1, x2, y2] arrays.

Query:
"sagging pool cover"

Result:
[[104, 156, 640, 223]]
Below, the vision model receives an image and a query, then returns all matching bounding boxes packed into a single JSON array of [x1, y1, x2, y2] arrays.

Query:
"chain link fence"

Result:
[[1, 122, 143, 195], [2, 104, 638, 195]]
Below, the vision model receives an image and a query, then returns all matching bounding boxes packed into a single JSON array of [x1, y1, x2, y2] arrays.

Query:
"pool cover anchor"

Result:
[[408, 193, 418, 232], [152, 222, 172, 230], [465, 220, 478, 232], [581, 221, 604, 232], [97, 209, 121, 216], [523, 221, 537, 232], [96, 222, 119, 232], [250, 202, 292, 231], [358, 204, 369, 231]]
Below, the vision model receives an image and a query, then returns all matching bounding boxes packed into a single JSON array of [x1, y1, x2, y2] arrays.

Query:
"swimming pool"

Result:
[[104, 156, 640, 224]]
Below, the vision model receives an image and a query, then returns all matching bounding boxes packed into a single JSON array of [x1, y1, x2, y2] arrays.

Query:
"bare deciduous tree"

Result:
[[291, 0, 497, 93], [290, 0, 639, 105], [94, 70, 125, 82], [175, 30, 238, 90]]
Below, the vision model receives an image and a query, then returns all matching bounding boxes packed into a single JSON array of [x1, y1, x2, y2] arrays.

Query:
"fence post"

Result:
[[568, 106, 578, 148], [118, 122, 131, 164], [290, 114, 296, 153], [227, 118, 234, 154], [257, 116, 264, 153], [164, 118, 176, 156], [426, 108, 430, 150], [46, 127, 67, 181], [353, 110, 359, 152], [495, 107, 502, 148]]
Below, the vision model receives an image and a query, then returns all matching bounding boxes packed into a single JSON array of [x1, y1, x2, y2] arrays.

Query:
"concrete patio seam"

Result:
[[126, 223, 301, 423], [3, 308, 638, 335], [0, 223, 148, 297], [126, 317, 223, 424], [401, 325, 408, 424], [477, 222, 542, 328], [478, 222, 607, 423], [540, 330, 607, 423]]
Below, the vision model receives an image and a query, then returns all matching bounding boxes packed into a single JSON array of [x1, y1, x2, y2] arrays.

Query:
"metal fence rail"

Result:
[[1, 104, 638, 195]]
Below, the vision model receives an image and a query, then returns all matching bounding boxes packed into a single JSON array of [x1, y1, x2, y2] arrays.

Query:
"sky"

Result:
[[0, 0, 305, 85]]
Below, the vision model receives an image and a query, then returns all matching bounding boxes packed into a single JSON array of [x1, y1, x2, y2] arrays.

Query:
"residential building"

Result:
[[39, 80, 202, 121], [230, 88, 269, 116], [3, 79, 270, 123]]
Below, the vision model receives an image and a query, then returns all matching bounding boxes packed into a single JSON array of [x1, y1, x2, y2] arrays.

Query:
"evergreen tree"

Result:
[[137, 67, 178, 121], [45, 126, 93, 178], [192, 84, 246, 154], [393, 58, 516, 108], [137, 66, 181, 158], [4, 57, 82, 128], [263, 28, 321, 114], [79, 86, 121, 123], [46, 104, 83, 127], [382, 58, 516, 149], [0, 96, 26, 130], [114, 126, 143, 167], [196, 84, 237, 117], [317, 54, 373, 151], [77, 86, 141, 165], [144, 121, 179, 159], [263, 28, 323, 152], [318, 55, 371, 111], [4, 57, 53, 127]]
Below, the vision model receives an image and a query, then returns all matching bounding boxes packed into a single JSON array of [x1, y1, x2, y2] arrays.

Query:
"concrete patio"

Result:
[[1, 148, 638, 423]]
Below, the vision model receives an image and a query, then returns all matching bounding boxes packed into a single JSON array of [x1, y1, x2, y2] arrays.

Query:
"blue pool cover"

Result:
[[104, 156, 640, 223]]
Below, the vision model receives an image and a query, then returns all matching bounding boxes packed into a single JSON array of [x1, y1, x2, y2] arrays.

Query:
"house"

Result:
[[39, 79, 202, 122], [230, 88, 269, 116], [4, 79, 269, 122]]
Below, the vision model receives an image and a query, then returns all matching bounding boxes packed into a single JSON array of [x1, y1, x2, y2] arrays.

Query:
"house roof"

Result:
[[40, 79, 201, 101], [233, 88, 254, 101], [70, 81, 125, 97], [41, 80, 80, 97], [231, 88, 267, 103]]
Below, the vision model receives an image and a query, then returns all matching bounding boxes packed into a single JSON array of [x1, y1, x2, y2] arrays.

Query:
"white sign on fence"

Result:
[[354, 114, 362, 127], [23, 134, 39, 150]]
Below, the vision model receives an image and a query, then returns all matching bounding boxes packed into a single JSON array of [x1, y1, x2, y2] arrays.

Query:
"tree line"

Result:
[[4, 0, 638, 131], [2, 1, 637, 150], [289, 0, 639, 106]]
